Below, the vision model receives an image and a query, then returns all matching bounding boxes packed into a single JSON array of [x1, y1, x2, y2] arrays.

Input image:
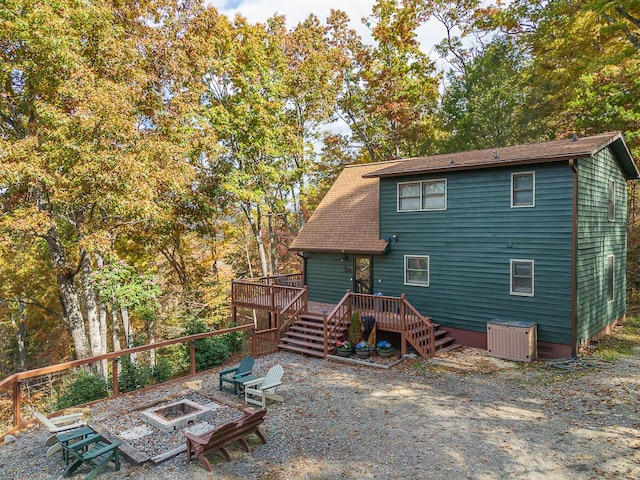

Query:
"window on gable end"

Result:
[[608, 180, 616, 222]]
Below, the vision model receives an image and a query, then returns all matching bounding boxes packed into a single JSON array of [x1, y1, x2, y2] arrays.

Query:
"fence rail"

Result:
[[0, 323, 281, 442]]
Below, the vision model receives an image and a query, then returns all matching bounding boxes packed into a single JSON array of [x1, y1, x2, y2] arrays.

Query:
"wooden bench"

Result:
[[55, 427, 121, 480], [185, 407, 267, 472]]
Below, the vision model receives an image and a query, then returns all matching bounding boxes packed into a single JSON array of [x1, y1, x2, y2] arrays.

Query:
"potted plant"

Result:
[[336, 341, 351, 357], [348, 310, 361, 348], [355, 340, 370, 358], [376, 340, 394, 357]]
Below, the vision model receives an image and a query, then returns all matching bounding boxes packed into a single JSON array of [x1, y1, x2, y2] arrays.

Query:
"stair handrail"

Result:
[[278, 286, 308, 336], [324, 290, 352, 356], [402, 296, 436, 358]]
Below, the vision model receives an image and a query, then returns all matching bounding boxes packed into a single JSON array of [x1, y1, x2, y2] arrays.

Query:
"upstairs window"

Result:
[[511, 172, 535, 207], [398, 180, 446, 211], [608, 180, 616, 222], [510, 259, 534, 296]]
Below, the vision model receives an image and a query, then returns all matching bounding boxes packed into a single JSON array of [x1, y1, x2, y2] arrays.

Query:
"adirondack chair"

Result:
[[219, 355, 255, 395], [185, 407, 267, 472], [243, 365, 284, 408], [29, 407, 88, 456]]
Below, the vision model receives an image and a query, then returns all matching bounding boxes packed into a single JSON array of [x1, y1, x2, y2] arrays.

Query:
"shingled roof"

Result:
[[289, 162, 401, 254], [363, 132, 639, 179], [290, 132, 638, 254]]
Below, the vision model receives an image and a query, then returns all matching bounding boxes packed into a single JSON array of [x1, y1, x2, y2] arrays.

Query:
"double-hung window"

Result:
[[398, 180, 446, 211], [607, 255, 615, 302], [510, 259, 534, 296], [608, 180, 616, 222], [511, 172, 535, 207], [405, 255, 429, 286]]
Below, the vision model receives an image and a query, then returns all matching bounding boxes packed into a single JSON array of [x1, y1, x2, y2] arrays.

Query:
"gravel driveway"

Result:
[[1, 348, 639, 480]]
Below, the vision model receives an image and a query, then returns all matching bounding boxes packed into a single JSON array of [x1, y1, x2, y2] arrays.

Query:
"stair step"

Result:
[[294, 320, 325, 329], [288, 325, 325, 335], [434, 336, 455, 348], [279, 337, 325, 350], [435, 343, 461, 356], [284, 331, 328, 342], [277, 344, 325, 357], [300, 314, 325, 322]]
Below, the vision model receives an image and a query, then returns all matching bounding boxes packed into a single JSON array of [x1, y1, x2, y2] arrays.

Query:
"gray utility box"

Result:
[[487, 320, 537, 362]]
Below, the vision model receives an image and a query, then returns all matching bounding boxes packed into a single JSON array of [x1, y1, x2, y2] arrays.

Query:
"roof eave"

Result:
[[363, 154, 586, 178], [288, 244, 389, 255]]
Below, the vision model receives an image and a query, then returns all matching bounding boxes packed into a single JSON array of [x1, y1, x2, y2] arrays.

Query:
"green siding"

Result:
[[375, 163, 574, 345], [305, 252, 354, 304], [576, 149, 627, 342], [303, 148, 631, 349]]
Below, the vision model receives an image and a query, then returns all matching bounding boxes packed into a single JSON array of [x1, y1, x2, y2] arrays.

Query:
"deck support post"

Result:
[[190, 340, 196, 376], [12, 380, 22, 427], [112, 358, 119, 398]]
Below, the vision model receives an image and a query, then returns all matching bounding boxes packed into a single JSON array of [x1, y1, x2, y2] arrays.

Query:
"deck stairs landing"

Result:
[[277, 314, 460, 358]]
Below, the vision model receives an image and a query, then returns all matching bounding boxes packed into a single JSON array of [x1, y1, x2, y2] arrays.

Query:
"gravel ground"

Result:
[[1, 348, 639, 480]]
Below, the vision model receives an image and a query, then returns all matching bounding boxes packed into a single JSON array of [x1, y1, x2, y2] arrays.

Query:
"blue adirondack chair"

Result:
[[218, 356, 255, 395]]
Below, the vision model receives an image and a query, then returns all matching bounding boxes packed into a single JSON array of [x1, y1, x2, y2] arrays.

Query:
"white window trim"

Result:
[[510, 259, 534, 296], [511, 172, 536, 208], [397, 179, 447, 212], [404, 255, 430, 287], [607, 254, 615, 303], [608, 180, 616, 222]]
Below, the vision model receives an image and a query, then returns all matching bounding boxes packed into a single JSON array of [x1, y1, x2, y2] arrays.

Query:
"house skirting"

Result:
[[443, 326, 573, 359]]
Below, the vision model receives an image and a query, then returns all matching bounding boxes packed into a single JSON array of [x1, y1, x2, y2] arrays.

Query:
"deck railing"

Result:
[[0, 323, 283, 442], [324, 292, 435, 358], [251, 286, 309, 353], [232, 280, 304, 312]]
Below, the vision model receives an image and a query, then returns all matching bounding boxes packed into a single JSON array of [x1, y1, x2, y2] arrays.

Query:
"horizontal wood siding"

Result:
[[376, 163, 574, 345], [576, 148, 628, 342], [305, 252, 354, 304]]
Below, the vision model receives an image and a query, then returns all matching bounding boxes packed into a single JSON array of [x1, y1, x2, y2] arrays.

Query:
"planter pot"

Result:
[[377, 349, 394, 358], [356, 350, 370, 358], [336, 349, 352, 357]]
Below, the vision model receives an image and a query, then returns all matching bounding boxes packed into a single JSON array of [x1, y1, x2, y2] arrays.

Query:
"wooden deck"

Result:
[[232, 275, 438, 360]]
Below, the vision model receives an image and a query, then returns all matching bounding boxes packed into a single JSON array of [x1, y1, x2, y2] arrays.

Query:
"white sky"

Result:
[[206, 0, 449, 61]]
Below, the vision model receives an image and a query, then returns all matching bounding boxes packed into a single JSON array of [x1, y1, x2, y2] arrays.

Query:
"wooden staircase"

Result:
[[277, 313, 342, 358], [278, 314, 459, 358], [432, 323, 460, 356]]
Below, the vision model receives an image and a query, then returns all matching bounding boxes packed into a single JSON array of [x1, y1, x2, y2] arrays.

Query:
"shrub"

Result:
[[56, 369, 109, 410], [150, 356, 174, 384], [181, 317, 232, 371], [118, 356, 150, 393]]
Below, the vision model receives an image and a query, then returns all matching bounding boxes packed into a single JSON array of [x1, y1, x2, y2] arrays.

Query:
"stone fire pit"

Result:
[[140, 399, 212, 433]]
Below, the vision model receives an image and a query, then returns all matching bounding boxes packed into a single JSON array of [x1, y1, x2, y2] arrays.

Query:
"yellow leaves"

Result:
[[0, 206, 52, 236]]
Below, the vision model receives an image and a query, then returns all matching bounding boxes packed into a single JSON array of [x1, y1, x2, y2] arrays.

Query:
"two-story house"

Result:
[[289, 132, 639, 358]]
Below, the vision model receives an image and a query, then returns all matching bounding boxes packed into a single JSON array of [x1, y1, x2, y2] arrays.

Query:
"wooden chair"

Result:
[[185, 407, 267, 472], [243, 365, 284, 408], [219, 355, 255, 395], [57, 428, 121, 480], [29, 407, 88, 456]]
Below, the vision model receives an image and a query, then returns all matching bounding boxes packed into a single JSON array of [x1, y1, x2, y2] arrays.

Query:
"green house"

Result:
[[290, 132, 639, 357]]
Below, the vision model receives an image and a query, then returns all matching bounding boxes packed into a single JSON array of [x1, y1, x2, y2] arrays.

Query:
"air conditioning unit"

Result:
[[487, 320, 537, 362]]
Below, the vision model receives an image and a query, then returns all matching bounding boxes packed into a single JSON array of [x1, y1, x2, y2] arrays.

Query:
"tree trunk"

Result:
[[33, 183, 90, 358], [120, 306, 136, 362], [95, 254, 109, 377], [111, 302, 121, 352], [81, 251, 105, 363], [244, 205, 269, 276], [10, 299, 27, 371]]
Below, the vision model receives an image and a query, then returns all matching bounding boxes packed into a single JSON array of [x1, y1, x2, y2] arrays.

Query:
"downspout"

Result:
[[569, 160, 578, 356]]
